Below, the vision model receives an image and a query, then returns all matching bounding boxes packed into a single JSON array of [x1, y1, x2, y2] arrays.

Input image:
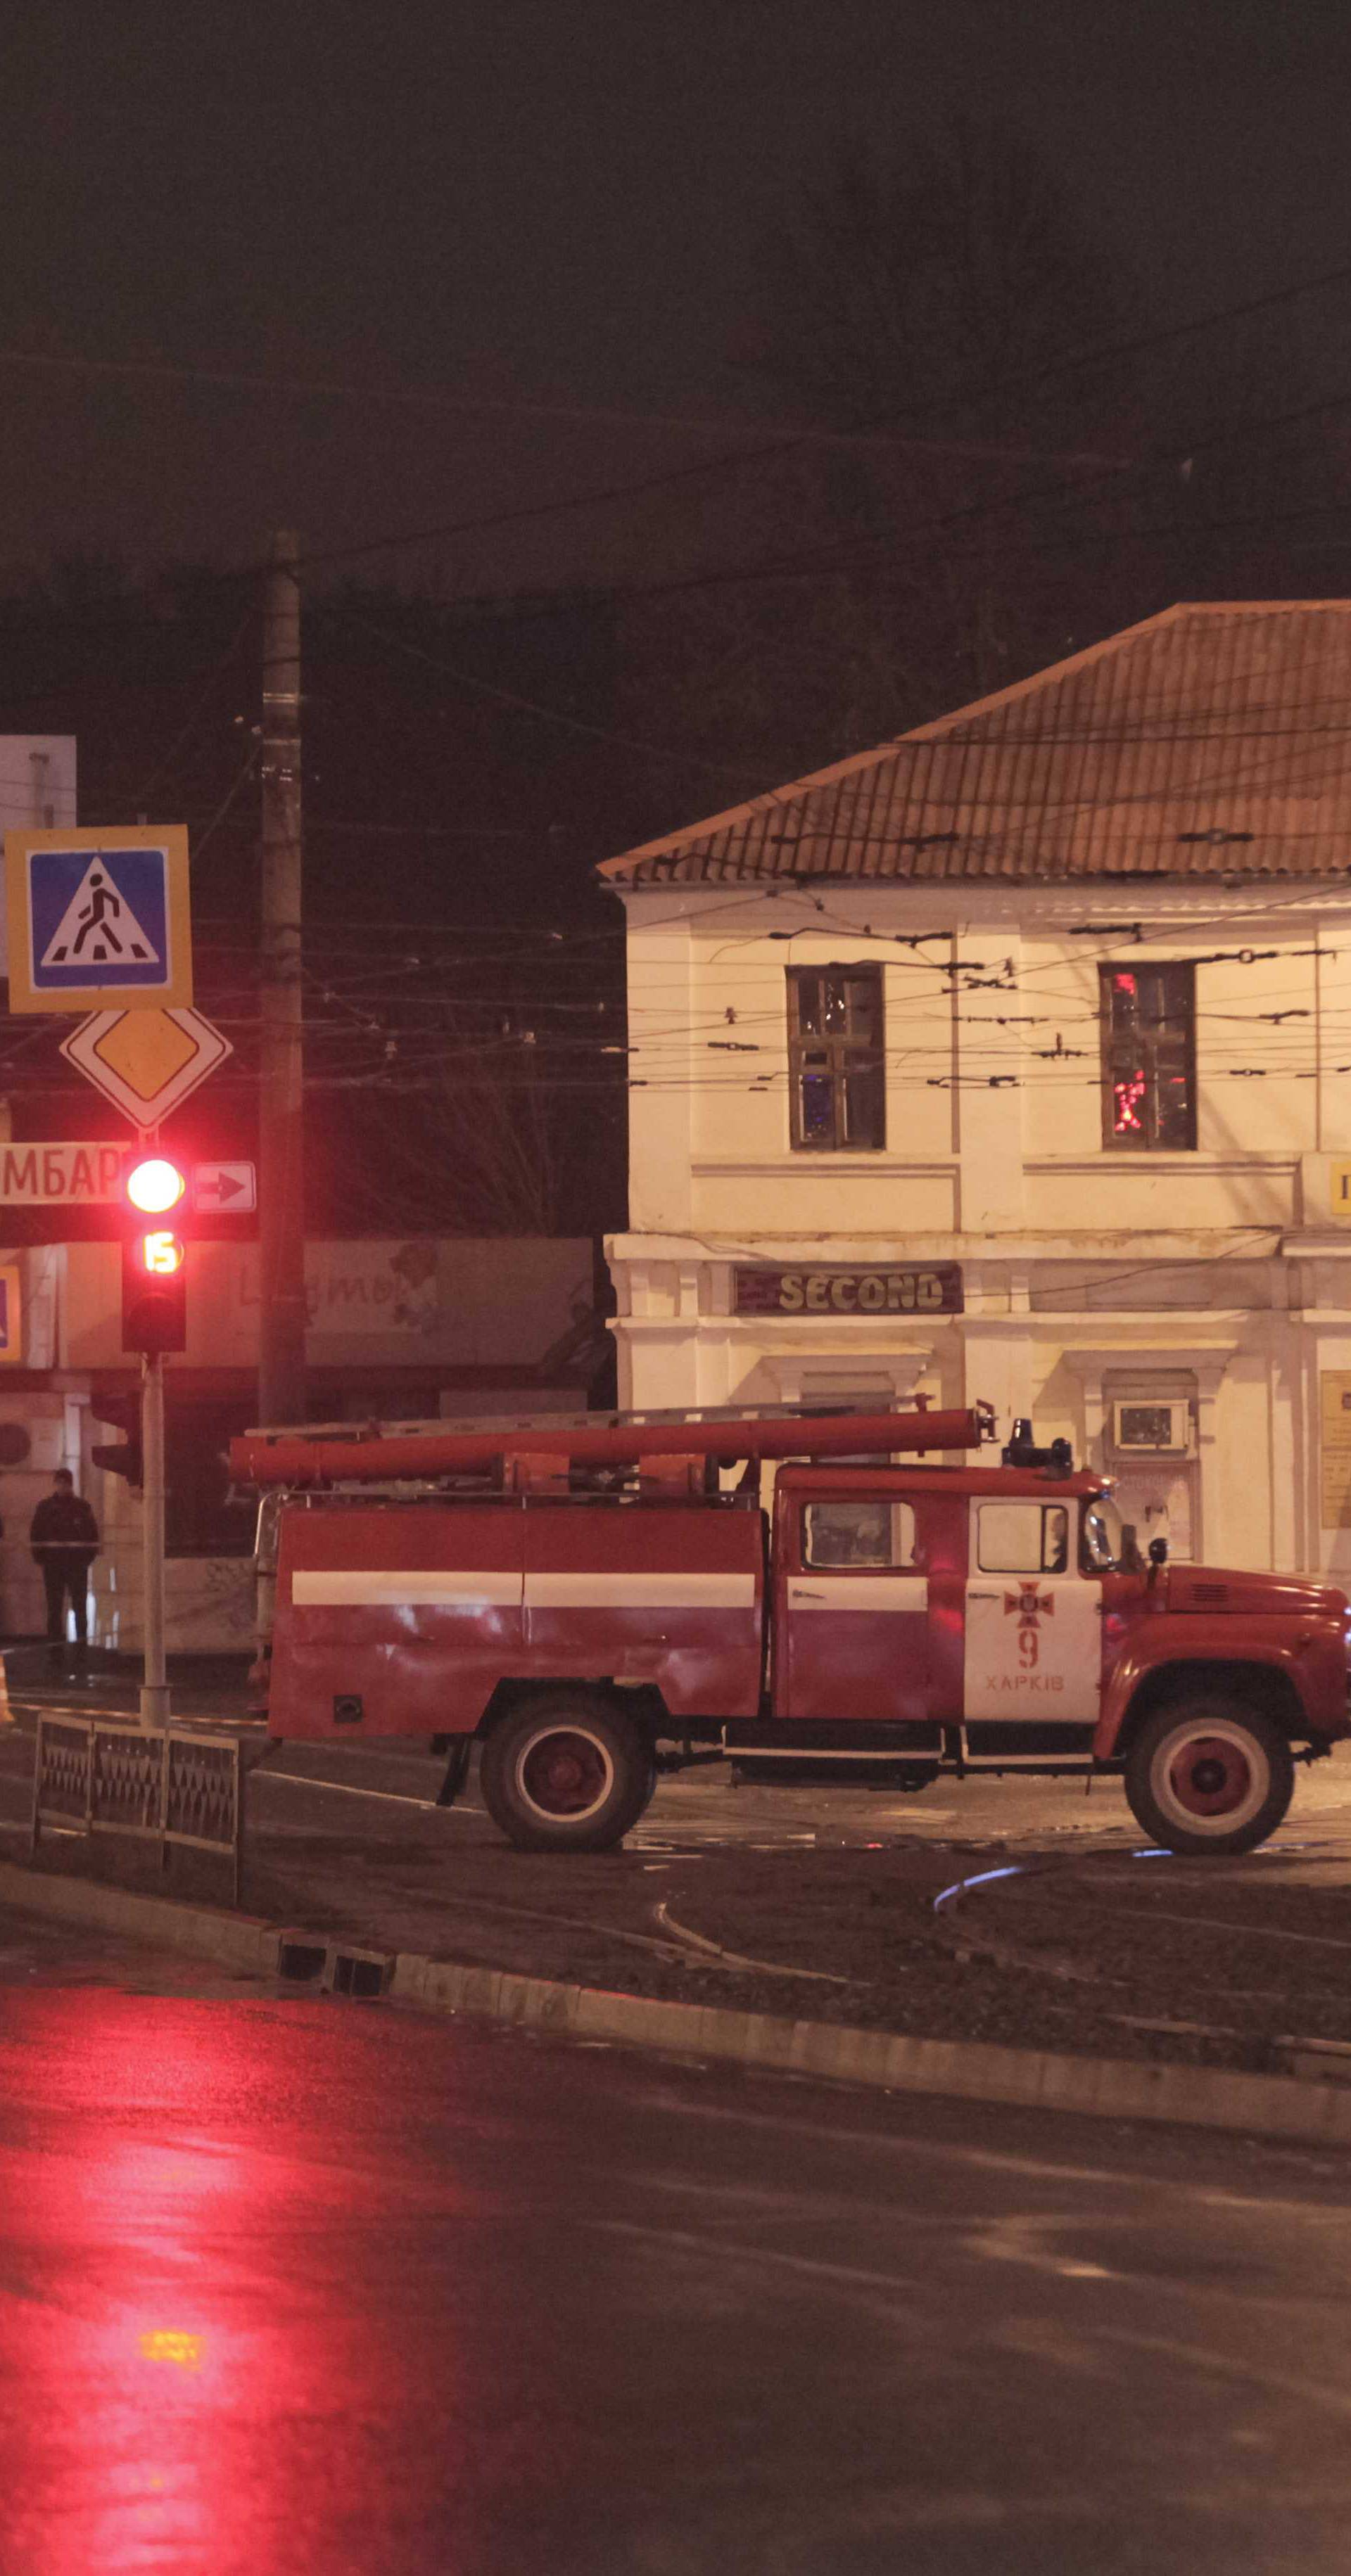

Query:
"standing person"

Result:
[[30, 1469, 99, 1673]]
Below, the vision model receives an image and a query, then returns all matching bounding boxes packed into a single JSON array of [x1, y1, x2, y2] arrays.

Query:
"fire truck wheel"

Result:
[[480, 1696, 657, 1851], [1123, 1699, 1294, 1857]]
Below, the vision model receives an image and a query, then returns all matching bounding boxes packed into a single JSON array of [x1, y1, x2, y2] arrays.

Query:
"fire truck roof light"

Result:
[[127, 1156, 186, 1215]]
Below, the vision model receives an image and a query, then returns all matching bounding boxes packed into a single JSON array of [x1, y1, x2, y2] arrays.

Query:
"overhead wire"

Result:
[[127, 613, 253, 812]]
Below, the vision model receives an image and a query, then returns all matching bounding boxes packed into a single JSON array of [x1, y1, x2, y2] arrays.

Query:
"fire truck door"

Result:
[[780, 1496, 930, 1721], [963, 1498, 1101, 1725]]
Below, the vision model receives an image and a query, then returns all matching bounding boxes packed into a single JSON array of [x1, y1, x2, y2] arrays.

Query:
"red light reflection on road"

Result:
[[0, 1991, 446, 2573], [0, 1983, 586, 2575], [139, 2329, 205, 2368]]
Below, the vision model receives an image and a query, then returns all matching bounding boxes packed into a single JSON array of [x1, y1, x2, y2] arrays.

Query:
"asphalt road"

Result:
[[2, 1918, 1351, 2576]]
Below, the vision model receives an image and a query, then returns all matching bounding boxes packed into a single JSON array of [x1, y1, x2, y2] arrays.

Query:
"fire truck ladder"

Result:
[[231, 1398, 994, 1489]]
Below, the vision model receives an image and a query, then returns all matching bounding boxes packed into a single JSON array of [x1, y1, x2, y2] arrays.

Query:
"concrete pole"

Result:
[[258, 530, 307, 1429]]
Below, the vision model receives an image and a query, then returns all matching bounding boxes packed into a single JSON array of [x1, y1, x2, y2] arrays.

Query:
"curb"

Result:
[[388, 1953, 1351, 2148], [6, 1856, 1351, 2150], [0, 1860, 281, 1977]]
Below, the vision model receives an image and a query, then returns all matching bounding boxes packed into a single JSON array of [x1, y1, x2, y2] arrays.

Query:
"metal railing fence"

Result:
[[31, 1715, 242, 1903]]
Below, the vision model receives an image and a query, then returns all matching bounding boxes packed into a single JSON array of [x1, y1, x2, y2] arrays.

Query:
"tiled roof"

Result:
[[600, 602, 1351, 888]]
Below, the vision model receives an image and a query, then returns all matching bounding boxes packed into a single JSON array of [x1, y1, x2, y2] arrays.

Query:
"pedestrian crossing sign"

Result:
[[5, 827, 192, 1012]]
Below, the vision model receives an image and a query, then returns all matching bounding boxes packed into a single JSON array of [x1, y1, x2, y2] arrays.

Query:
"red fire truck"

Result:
[[231, 1402, 1351, 1861]]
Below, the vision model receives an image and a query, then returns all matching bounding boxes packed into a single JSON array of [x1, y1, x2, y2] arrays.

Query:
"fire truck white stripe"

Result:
[[291, 1569, 759, 1612], [524, 1571, 757, 1611], [787, 1576, 929, 1612], [291, 1571, 521, 1607]]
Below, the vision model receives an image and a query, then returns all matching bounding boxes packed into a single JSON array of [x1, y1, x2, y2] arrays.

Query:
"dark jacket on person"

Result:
[[30, 1491, 99, 1568]]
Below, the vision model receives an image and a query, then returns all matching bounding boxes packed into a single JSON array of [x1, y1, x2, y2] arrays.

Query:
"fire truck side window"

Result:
[[976, 1502, 1070, 1574], [803, 1501, 916, 1568]]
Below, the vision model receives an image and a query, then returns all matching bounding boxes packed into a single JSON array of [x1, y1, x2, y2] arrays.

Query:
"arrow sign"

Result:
[[192, 1161, 256, 1213]]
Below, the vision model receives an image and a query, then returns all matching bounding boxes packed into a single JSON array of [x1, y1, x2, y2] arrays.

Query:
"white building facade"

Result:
[[602, 602, 1351, 1582]]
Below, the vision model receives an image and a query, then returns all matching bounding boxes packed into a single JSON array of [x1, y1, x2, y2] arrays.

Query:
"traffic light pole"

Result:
[[139, 1352, 170, 1730], [121, 1147, 189, 1731]]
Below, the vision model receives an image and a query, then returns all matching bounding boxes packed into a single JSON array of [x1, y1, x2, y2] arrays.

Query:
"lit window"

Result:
[[1100, 962, 1195, 1150], [787, 967, 884, 1151]]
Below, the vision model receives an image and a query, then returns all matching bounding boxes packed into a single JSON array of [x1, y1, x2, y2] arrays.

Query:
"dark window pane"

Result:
[[800, 1071, 836, 1142], [1157, 1073, 1193, 1147], [843, 1063, 884, 1148]]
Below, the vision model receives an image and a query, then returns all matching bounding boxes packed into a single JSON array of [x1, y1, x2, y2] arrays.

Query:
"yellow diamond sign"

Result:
[[92, 1009, 200, 1098], [58, 1006, 231, 1128]]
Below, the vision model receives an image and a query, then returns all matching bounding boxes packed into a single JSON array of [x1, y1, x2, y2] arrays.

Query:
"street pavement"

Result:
[[8, 1670, 1351, 2076], [3, 1915, 1351, 2575]]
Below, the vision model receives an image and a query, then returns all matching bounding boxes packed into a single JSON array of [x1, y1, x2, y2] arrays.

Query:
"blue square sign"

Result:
[[6, 826, 192, 1012]]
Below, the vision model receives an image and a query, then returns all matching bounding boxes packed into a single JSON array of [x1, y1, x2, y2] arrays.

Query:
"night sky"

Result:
[[1, 0, 1350, 1231], [1, 0, 1348, 589]]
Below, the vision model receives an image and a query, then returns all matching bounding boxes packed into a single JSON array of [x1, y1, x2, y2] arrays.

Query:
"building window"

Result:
[[1100, 962, 1196, 1150], [167, 1404, 259, 1556], [787, 966, 884, 1150]]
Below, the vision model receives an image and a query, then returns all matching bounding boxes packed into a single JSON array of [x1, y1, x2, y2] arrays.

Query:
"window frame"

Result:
[[801, 1499, 917, 1570], [787, 964, 886, 1153], [975, 1500, 1072, 1575], [1099, 960, 1197, 1152]]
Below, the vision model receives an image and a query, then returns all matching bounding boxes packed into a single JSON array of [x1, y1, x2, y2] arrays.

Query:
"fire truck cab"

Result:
[[233, 1404, 1351, 1861]]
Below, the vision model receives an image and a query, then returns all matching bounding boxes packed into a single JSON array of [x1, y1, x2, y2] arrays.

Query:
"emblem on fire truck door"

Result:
[[1003, 1582, 1054, 1671]]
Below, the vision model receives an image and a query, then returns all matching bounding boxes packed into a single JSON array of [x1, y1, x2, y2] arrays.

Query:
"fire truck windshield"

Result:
[[1082, 1494, 1127, 1571]]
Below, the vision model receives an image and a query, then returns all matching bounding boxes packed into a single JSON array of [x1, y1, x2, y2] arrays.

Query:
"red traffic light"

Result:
[[125, 1155, 186, 1216]]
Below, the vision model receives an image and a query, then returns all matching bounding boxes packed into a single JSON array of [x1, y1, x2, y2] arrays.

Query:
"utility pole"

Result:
[[258, 529, 307, 1427]]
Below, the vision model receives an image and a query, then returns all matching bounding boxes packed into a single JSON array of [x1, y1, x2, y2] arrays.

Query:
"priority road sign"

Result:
[[6, 826, 192, 1012], [58, 1005, 231, 1129], [192, 1160, 256, 1213]]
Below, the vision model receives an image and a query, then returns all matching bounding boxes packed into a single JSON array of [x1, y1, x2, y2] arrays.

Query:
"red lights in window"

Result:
[[1112, 972, 1137, 994], [1112, 1073, 1147, 1135]]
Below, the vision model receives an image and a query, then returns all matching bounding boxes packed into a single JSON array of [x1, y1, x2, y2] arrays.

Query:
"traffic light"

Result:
[[122, 1230, 186, 1353], [125, 1155, 186, 1217], [90, 1432, 144, 1487], [122, 1155, 189, 1353]]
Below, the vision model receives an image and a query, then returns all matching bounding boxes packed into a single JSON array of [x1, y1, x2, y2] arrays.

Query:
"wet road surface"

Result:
[[3, 1920, 1351, 2574]]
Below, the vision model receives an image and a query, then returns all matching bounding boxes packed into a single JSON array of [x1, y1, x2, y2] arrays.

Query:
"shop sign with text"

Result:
[[0, 1142, 126, 1204], [735, 1265, 963, 1317]]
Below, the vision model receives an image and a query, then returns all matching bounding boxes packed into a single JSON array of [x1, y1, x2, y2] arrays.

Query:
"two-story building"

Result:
[[600, 600, 1351, 1579]]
